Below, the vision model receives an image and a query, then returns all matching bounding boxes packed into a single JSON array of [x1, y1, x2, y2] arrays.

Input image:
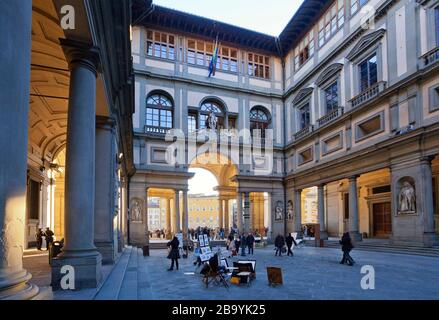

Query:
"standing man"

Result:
[[285, 233, 298, 256], [44, 227, 54, 251], [247, 232, 255, 255], [240, 233, 247, 257], [274, 234, 285, 257], [35, 228, 44, 251]]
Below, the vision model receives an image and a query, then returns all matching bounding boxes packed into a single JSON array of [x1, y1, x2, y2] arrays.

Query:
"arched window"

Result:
[[250, 107, 271, 138], [199, 101, 225, 129], [145, 93, 173, 133]]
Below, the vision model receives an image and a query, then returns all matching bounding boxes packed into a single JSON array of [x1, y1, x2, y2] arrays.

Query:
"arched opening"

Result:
[[250, 106, 271, 139], [199, 100, 226, 129], [145, 91, 174, 134]]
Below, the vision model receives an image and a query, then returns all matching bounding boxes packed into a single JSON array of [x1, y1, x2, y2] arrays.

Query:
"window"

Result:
[[351, 0, 368, 16], [28, 180, 40, 220], [299, 103, 311, 129], [146, 93, 173, 131], [188, 112, 197, 133], [355, 112, 384, 141], [250, 107, 271, 138], [146, 30, 175, 60], [187, 39, 238, 72], [248, 53, 270, 79], [298, 147, 313, 165], [359, 54, 378, 92], [294, 30, 314, 70], [318, 0, 344, 47], [199, 101, 225, 129], [324, 81, 339, 113]]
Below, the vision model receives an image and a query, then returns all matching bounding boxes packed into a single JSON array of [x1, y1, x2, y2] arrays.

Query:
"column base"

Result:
[[0, 270, 39, 300], [51, 250, 102, 291], [423, 232, 439, 247], [319, 231, 329, 240], [95, 241, 115, 265], [349, 231, 363, 243]]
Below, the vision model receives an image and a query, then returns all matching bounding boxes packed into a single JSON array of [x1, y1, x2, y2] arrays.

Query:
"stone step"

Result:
[[93, 246, 132, 300], [117, 246, 139, 300]]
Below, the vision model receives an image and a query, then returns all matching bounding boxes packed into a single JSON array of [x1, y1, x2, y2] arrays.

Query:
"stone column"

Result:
[[174, 190, 181, 233], [348, 176, 362, 241], [94, 116, 116, 264], [166, 198, 172, 239], [224, 199, 230, 233], [0, 0, 39, 299], [218, 198, 224, 229], [143, 188, 150, 256], [243, 192, 251, 233], [51, 39, 102, 290], [294, 189, 302, 234], [420, 157, 439, 245], [317, 184, 328, 240], [182, 190, 189, 238], [236, 193, 243, 232]]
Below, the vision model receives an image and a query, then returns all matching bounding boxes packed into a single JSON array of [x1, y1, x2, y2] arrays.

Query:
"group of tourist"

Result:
[[35, 227, 55, 251]]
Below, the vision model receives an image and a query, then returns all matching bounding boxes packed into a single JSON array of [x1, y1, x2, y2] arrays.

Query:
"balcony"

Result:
[[144, 125, 169, 135], [317, 106, 344, 128], [421, 46, 439, 67], [350, 81, 386, 109], [293, 125, 314, 141]]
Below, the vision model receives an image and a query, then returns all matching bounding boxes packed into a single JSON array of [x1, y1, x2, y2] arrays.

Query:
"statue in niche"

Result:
[[131, 200, 142, 222], [206, 110, 217, 130], [398, 181, 416, 214], [275, 201, 284, 221]]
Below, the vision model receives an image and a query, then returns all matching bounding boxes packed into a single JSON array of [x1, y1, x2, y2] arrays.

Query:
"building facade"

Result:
[[131, 0, 439, 247]]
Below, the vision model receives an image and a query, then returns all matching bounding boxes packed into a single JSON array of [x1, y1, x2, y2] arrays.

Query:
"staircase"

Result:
[[313, 239, 439, 258]]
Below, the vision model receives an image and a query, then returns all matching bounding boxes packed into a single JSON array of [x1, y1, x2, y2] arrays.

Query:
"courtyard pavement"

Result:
[[24, 245, 439, 300]]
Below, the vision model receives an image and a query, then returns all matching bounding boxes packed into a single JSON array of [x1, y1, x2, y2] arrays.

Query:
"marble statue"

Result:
[[398, 181, 416, 213], [131, 200, 142, 221], [275, 201, 283, 221], [206, 110, 217, 129]]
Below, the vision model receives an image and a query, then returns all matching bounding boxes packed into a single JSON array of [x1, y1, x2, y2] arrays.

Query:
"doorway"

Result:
[[372, 202, 392, 237]]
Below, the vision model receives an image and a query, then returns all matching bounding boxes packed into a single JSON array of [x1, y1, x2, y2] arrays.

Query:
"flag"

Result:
[[208, 37, 219, 77]]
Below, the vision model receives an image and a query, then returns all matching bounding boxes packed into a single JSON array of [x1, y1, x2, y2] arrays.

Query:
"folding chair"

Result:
[[202, 255, 229, 288]]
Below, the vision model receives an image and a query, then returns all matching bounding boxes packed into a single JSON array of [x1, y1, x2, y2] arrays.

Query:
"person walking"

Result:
[[247, 232, 255, 255], [44, 227, 54, 251], [240, 233, 247, 256], [35, 228, 44, 251], [285, 233, 298, 256], [274, 234, 285, 257], [167, 236, 181, 271], [339, 232, 355, 266]]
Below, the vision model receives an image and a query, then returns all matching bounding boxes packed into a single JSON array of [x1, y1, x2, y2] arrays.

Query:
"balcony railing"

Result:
[[144, 125, 169, 135], [350, 81, 386, 109], [317, 106, 344, 128], [293, 125, 314, 141], [421, 46, 439, 67]]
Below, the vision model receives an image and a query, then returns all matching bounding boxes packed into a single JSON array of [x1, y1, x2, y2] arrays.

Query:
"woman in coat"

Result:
[[339, 232, 355, 266], [274, 234, 285, 256], [167, 236, 180, 271]]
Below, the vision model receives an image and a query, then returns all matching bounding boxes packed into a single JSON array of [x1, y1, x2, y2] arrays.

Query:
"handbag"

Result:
[[281, 246, 287, 254]]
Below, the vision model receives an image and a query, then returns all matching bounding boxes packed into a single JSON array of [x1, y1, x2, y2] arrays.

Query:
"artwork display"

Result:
[[274, 201, 284, 221]]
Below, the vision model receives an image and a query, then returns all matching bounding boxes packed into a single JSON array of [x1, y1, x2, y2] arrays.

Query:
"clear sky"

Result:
[[188, 168, 218, 195], [152, 0, 305, 36]]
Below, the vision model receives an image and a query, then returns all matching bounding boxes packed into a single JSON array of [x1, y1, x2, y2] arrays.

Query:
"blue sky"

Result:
[[153, 0, 305, 36]]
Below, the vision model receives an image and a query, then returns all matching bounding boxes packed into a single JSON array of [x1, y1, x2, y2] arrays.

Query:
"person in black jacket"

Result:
[[240, 233, 247, 256], [246, 232, 255, 254], [274, 234, 285, 256], [285, 233, 298, 256], [339, 232, 355, 266], [167, 236, 180, 271]]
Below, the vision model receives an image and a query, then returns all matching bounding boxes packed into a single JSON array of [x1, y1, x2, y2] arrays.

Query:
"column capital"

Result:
[[317, 183, 326, 189], [96, 116, 116, 130], [295, 188, 303, 194], [420, 155, 434, 165], [60, 38, 100, 75], [348, 175, 359, 182]]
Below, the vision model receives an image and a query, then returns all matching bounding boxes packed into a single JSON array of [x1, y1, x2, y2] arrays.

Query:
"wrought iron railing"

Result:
[[421, 46, 439, 67], [350, 81, 386, 109], [317, 106, 344, 128]]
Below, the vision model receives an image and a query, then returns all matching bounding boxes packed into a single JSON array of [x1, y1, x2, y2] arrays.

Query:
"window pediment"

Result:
[[293, 87, 313, 105], [316, 63, 343, 86], [347, 29, 386, 61]]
